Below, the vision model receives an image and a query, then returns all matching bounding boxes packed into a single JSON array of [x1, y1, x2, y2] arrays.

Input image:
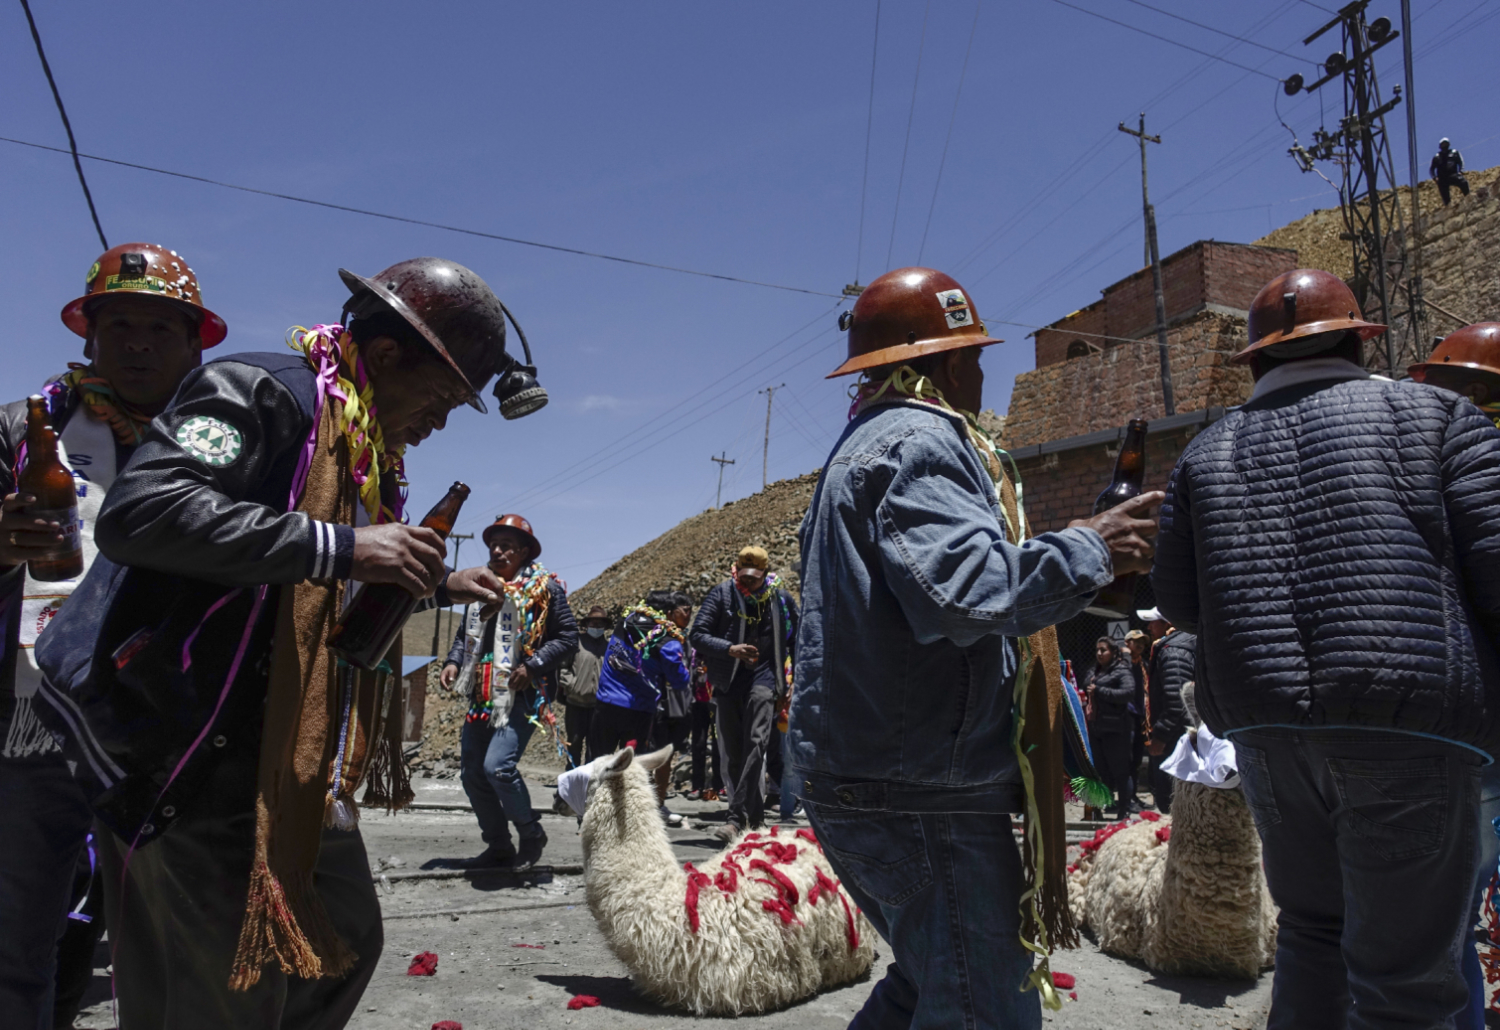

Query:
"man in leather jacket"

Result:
[[35, 258, 536, 1029], [0, 243, 223, 1030], [1431, 137, 1470, 206]]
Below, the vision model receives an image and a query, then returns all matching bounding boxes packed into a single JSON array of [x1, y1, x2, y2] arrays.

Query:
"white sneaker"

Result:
[[660, 806, 683, 827]]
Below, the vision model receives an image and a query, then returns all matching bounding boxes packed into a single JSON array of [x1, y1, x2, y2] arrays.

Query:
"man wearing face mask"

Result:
[[34, 257, 547, 1029], [0, 243, 225, 1030], [555, 605, 610, 771], [441, 514, 577, 870]]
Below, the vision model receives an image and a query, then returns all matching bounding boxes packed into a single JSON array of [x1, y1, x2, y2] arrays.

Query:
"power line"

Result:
[[0, 135, 839, 300], [18, 0, 107, 251], [1118, 0, 1314, 62], [854, 0, 882, 285], [918, 0, 982, 264], [1047, 0, 1286, 81], [884, 0, 932, 271]]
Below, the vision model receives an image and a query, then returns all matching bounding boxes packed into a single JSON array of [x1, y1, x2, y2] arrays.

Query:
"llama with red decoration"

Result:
[[568, 745, 875, 1015]]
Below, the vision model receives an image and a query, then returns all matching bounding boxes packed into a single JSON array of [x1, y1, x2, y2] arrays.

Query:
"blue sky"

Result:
[[3, 0, 1494, 591]]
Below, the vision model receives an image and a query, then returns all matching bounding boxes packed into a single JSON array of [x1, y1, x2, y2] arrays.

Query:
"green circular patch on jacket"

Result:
[[175, 415, 243, 467]]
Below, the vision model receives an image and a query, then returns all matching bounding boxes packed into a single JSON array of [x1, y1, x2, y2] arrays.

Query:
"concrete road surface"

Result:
[[74, 772, 1270, 1030]]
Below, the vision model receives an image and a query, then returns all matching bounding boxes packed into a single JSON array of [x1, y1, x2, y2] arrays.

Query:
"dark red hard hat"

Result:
[[61, 243, 227, 348], [828, 267, 1003, 378], [482, 513, 541, 558], [340, 258, 512, 413], [1409, 322, 1500, 386], [1232, 269, 1386, 365]]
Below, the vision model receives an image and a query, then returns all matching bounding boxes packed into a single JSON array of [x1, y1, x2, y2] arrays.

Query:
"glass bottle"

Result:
[[1084, 418, 1147, 619], [19, 395, 83, 582]]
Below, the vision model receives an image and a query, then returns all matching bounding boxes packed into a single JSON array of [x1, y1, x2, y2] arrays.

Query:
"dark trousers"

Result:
[[563, 702, 594, 768], [53, 848, 105, 1029], [1091, 726, 1135, 811], [806, 805, 1040, 1029], [1148, 730, 1183, 815], [0, 752, 93, 1030], [717, 681, 775, 830], [587, 700, 654, 758], [1130, 723, 1146, 800], [1439, 174, 1471, 205], [690, 700, 722, 791], [100, 814, 382, 1029], [1236, 728, 1481, 1030]]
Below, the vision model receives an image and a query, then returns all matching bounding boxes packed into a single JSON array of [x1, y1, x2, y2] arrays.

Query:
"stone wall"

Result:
[[1001, 310, 1253, 451]]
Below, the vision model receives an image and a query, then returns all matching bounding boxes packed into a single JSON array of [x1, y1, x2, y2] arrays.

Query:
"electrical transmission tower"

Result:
[[1282, 0, 1420, 377]]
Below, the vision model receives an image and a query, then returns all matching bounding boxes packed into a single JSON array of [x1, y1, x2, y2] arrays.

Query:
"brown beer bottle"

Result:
[[20, 396, 84, 582], [328, 481, 470, 670], [1084, 418, 1147, 619]]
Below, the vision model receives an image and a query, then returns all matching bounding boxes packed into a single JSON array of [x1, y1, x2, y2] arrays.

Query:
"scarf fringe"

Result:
[[360, 734, 414, 812], [323, 796, 360, 831]]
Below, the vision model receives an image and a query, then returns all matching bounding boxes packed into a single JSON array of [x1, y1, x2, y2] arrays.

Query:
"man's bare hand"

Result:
[[1146, 739, 1166, 757], [446, 565, 503, 617], [0, 493, 65, 568], [509, 663, 532, 692], [440, 663, 460, 689], [728, 643, 759, 663], [350, 523, 447, 597], [1070, 491, 1164, 578]]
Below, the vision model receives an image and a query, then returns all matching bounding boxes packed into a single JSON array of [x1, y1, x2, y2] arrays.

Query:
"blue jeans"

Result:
[[1235, 728, 1482, 1030], [1459, 765, 1500, 1030], [0, 752, 93, 1030], [460, 691, 541, 850], [805, 804, 1040, 1030]]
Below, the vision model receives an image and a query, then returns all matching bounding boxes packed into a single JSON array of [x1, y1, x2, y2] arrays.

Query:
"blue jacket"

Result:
[[595, 615, 690, 713], [1152, 369, 1500, 754], [789, 399, 1113, 813]]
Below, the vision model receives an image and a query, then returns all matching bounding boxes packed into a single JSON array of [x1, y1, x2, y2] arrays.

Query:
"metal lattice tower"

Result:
[[1284, 1, 1422, 376]]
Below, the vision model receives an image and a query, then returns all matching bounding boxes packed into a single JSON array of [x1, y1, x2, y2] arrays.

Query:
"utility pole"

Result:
[[435, 532, 474, 663], [1399, 0, 1426, 350], [710, 452, 736, 508], [1118, 114, 1176, 416], [758, 384, 785, 489]]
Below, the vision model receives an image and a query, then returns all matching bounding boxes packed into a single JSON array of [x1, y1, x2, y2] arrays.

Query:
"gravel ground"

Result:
[[73, 771, 1270, 1030]]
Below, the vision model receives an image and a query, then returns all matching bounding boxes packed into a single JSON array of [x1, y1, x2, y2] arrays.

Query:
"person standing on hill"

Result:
[[690, 546, 799, 841], [791, 267, 1159, 1028], [0, 243, 226, 1030], [444, 513, 576, 872], [1431, 137, 1470, 206]]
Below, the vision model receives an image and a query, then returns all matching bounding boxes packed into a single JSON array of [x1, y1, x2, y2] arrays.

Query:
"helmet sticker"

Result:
[[105, 273, 168, 294], [86, 261, 101, 288], [936, 289, 973, 329], [175, 416, 243, 467]]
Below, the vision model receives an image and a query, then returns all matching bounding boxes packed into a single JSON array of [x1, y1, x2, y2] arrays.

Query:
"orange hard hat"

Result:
[[827, 267, 1003, 378], [60, 243, 227, 348], [1409, 322, 1500, 387], [1231, 269, 1385, 365], [482, 513, 541, 558]]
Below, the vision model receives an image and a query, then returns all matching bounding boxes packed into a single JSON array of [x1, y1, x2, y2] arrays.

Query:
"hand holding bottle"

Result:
[[1071, 491, 1163, 577], [0, 493, 66, 568], [350, 523, 448, 597]]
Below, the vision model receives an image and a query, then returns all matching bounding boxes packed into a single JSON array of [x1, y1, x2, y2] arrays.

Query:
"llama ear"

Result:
[[636, 744, 674, 772], [608, 747, 635, 772]]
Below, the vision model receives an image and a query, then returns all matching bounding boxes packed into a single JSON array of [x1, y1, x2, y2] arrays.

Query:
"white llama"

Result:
[[572, 745, 876, 1015]]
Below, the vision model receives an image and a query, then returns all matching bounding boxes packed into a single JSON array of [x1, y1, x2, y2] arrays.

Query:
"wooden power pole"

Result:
[[1118, 113, 1176, 416], [758, 384, 784, 489], [433, 532, 474, 664], [710, 452, 736, 508]]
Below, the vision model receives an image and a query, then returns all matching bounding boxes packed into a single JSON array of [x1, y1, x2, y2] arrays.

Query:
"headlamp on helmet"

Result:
[[491, 300, 548, 420]]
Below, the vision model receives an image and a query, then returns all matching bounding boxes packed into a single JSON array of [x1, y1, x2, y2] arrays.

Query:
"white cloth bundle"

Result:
[[1161, 725, 1240, 789]]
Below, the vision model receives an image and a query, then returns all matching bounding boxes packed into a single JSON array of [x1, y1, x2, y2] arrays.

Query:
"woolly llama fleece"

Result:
[[574, 745, 876, 1015], [1068, 687, 1276, 979]]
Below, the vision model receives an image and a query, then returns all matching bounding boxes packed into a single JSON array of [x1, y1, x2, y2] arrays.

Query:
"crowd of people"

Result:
[[4, 244, 1500, 1030]]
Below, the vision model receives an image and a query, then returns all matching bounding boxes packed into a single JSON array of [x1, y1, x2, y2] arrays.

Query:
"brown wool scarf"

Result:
[[229, 399, 413, 991]]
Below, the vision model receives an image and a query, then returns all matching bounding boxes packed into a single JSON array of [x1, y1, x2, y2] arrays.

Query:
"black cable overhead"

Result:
[[0, 136, 840, 300], [18, 0, 107, 251], [1047, 0, 1285, 81], [917, 0, 982, 264], [884, 0, 932, 271], [854, 0, 882, 286], [1118, 0, 1314, 63]]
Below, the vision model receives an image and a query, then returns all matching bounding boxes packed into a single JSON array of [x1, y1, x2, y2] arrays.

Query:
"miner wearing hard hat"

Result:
[[0, 242, 225, 1029], [1153, 270, 1500, 1026], [1431, 137, 1471, 207], [789, 267, 1160, 1026], [31, 257, 545, 1028]]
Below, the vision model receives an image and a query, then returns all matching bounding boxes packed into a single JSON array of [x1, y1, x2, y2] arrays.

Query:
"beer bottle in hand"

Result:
[[1084, 418, 1147, 619], [328, 481, 470, 670], [20, 396, 83, 582]]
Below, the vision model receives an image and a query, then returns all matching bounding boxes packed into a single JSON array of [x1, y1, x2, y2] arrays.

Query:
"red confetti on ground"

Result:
[[1155, 826, 1172, 844], [567, 995, 601, 1010], [432, 1022, 462, 1030], [406, 952, 439, 976], [511, 943, 546, 949], [1052, 971, 1076, 989], [1069, 991, 1078, 1001]]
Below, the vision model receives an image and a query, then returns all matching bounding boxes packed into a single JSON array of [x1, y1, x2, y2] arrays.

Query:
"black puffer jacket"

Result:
[[1153, 374, 1500, 753], [1086, 659, 1136, 733], [1147, 630, 1195, 743]]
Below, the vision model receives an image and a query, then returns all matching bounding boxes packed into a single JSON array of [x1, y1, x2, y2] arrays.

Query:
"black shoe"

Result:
[[460, 845, 515, 869], [512, 830, 548, 872]]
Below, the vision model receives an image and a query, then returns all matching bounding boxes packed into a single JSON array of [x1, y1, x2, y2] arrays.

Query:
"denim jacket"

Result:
[[788, 399, 1112, 813]]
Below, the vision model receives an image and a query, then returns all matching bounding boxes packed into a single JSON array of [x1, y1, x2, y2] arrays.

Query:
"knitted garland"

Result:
[[465, 563, 556, 723], [55, 364, 155, 445]]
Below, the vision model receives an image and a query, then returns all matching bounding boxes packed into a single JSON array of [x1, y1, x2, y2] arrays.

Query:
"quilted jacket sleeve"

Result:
[[1442, 400, 1500, 642], [689, 582, 735, 657], [1151, 458, 1199, 633]]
